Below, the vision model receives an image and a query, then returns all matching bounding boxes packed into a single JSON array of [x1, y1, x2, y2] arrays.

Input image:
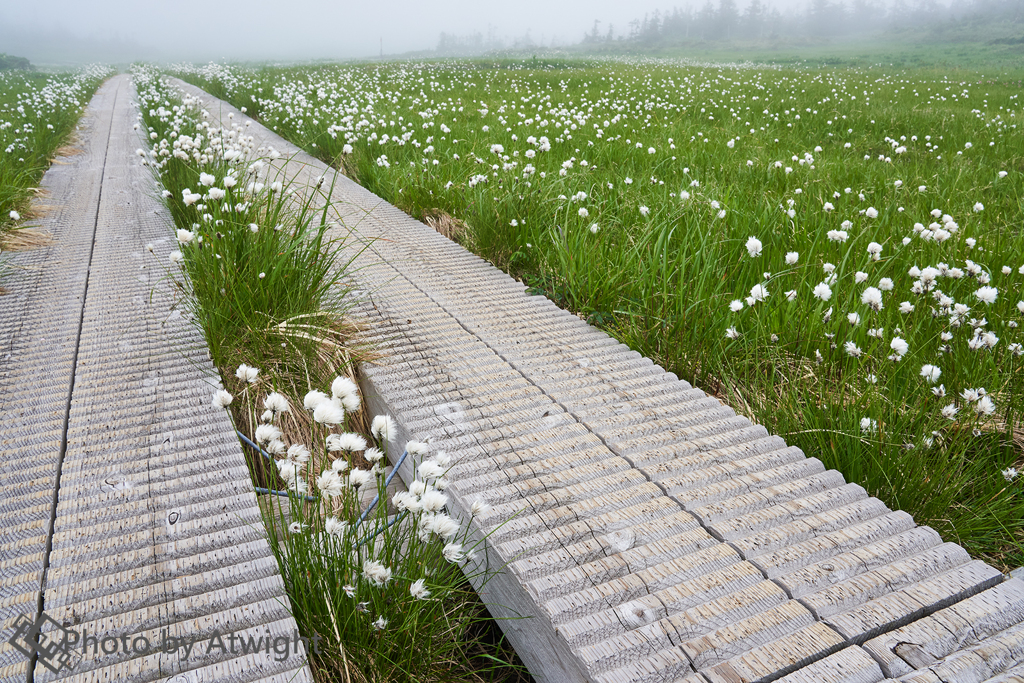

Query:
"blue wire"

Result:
[[355, 449, 408, 528], [238, 430, 317, 502]]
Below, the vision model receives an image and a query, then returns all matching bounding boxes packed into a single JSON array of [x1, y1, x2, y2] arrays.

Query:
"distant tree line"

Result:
[[580, 0, 1022, 43], [0, 53, 33, 70]]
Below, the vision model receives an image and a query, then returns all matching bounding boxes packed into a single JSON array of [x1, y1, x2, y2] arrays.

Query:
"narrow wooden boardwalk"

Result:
[[173, 80, 1024, 683], [0, 76, 311, 683]]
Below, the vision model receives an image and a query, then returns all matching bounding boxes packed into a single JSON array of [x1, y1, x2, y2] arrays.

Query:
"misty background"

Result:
[[1, 0, 1021, 65]]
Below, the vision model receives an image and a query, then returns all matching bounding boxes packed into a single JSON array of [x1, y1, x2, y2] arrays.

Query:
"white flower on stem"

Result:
[[288, 522, 304, 534], [236, 364, 259, 383], [844, 342, 863, 358], [371, 415, 397, 442], [372, 617, 388, 631], [1003, 467, 1019, 482], [860, 417, 878, 433], [392, 491, 422, 513], [862, 287, 884, 311], [749, 284, 769, 303], [639, 205, 650, 216], [785, 252, 799, 265], [745, 236, 763, 257], [365, 447, 385, 463], [303, 390, 329, 410], [827, 230, 848, 242], [730, 300, 744, 312], [212, 390, 233, 408], [176, 229, 195, 245], [847, 312, 861, 326], [975, 395, 996, 416], [208, 187, 225, 201], [941, 403, 959, 420], [418, 461, 445, 480], [855, 271, 869, 284], [335, 433, 367, 451], [813, 282, 832, 301], [443, 543, 465, 563], [423, 512, 459, 541], [199, 173, 216, 187], [264, 392, 290, 416], [786, 290, 797, 301], [919, 364, 941, 383], [471, 499, 491, 517], [973, 202, 984, 212], [325, 517, 348, 537], [889, 337, 909, 360], [878, 278, 894, 292], [362, 560, 393, 587], [348, 468, 373, 489], [865, 207, 878, 218], [406, 441, 429, 456], [313, 401, 345, 425], [287, 444, 310, 464], [419, 488, 448, 513], [343, 584, 356, 598], [410, 578, 431, 600], [975, 286, 998, 304], [168, 250, 183, 264], [254, 424, 282, 446], [932, 384, 946, 397], [331, 376, 358, 400], [725, 326, 740, 340]]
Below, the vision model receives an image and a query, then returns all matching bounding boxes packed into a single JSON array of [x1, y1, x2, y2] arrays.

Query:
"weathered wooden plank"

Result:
[[773, 646, 884, 683], [862, 579, 1024, 678], [701, 622, 847, 682]]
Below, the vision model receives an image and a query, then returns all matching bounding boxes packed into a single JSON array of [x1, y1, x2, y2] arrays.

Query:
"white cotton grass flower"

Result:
[[1003, 467, 1019, 482], [199, 172, 216, 187], [263, 392, 290, 416], [176, 229, 195, 245], [471, 499, 492, 517], [409, 578, 431, 600], [418, 461, 445, 480], [406, 440, 429, 456], [745, 236, 763, 257], [287, 444, 311, 465], [313, 401, 345, 425], [304, 390, 329, 410], [941, 403, 959, 420], [878, 278, 894, 292], [318, 470, 344, 497], [862, 287, 884, 311], [865, 207, 878, 219], [920, 364, 942, 384], [168, 250, 183, 264], [364, 447, 385, 463], [325, 516, 348, 537], [348, 468, 373, 489], [371, 414, 397, 442], [336, 433, 368, 451], [236, 364, 260, 383], [860, 417, 878, 433], [844, 342, 863, 358], [867, 242, 883, 260], [288, 522, 304, 534], [813, 282, 832, 301], [419, 488, 449, 513], [331, 376, 358, 400], [749, 284, 769, 303], [976, 395, 996, 416], [847, 312, 861, 326], [785, 252, 799, 265], [372, 617, 387, 631], [254, 423, 282, 446], [827, 230, 849, 243], [889, 337, 909, 360], [422, 512, 460, 541], [442, 543, 465, 563], [212, 390, 233, 408], [725, 326, 740, 340], [975, 286, 998, 304], [362, 559, 392, 586], [730, 300, 744, 312]]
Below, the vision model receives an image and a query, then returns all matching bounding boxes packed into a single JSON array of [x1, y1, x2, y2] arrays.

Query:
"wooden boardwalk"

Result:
[[0, 76, 311, 683], [171, 80, 1024, 683], [2, 69, 1020, 683]]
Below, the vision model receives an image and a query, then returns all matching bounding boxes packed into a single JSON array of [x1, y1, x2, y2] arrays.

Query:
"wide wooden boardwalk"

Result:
[[0, 76, 310, 683], [172, 80, 1024, 683]]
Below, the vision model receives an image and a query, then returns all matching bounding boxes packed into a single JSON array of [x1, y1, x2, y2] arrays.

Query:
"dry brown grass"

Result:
[[0, 227, 54, 251], [422, 209, 469, 242]]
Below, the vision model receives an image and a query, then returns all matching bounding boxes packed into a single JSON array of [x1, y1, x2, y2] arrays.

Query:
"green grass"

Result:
[[132, 65, 528, 683], [174, 57, 1024, 569], [0, 66, 109, 243]]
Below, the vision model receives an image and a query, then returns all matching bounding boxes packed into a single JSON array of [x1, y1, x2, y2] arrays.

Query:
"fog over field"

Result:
[[2, 0, 989, 64]]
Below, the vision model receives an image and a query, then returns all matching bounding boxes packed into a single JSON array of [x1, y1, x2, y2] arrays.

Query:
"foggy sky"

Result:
[[1, 0, 681, 64]]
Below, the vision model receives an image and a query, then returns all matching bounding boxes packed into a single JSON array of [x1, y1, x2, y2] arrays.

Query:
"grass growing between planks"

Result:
[[131, 65, 529, 683], [174, 58, 1024, 569]]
